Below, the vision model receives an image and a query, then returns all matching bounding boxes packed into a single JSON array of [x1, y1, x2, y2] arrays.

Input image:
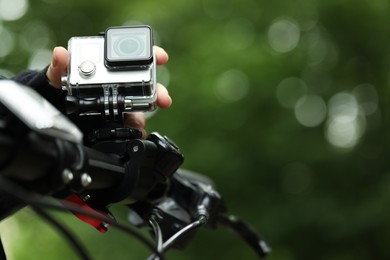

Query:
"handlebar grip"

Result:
[[218, 215, 271, 258], [0, 132, 60, 182], [0, 131, 78, 220], [82, 146, 126, 190]]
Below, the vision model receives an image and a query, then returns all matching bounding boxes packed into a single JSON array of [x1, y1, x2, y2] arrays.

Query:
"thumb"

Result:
[[46, 47, 68, 88]]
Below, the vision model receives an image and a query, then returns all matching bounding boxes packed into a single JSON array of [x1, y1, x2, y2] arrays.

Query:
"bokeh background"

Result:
[[1, 0, 390, 259]]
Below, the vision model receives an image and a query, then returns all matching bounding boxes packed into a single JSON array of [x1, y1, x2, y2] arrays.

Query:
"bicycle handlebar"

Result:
[[0, 80, 270, 259]]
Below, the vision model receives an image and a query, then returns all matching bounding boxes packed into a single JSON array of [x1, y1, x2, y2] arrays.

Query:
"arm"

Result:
[[11, 46, 172, 130], [12, 67, 67, 113]]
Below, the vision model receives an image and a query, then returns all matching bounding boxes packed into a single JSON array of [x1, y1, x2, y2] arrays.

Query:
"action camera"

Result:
[[61, 25, 157, 121]]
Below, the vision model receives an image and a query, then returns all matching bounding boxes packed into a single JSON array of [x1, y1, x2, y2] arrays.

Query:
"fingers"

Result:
[[156, 83, 172, 109], [46, 47, 68, 88], [154, 46, 171, 108], [123, 112, 147, 138], [154, 46, 169, 66], [45, 45, 171, 137], [114, 46, 171, 132], [46, 46, 168, 88], [122, 83, 171, 137]]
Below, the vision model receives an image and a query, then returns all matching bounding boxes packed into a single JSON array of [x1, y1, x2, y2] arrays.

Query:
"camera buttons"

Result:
[[78, 60, 96, 78]]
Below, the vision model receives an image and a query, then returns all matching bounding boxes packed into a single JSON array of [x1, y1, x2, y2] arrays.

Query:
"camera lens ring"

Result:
[[105, 26, 153, 67], [112, 35, 145, 58]]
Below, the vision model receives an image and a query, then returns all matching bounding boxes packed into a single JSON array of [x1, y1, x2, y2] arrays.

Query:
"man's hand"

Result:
[[45, 46, 172, 133]]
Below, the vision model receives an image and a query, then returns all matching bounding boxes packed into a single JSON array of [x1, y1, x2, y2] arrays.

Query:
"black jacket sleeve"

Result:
[[11, 67, 67, 113], [0, 69, 66, 256], [0, 68, 67, 223]]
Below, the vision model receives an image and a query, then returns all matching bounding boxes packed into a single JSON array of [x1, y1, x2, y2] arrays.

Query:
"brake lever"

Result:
[[127, 171, 216, 251], [128, 169, 270, 258], [218, 214, 271, 258]]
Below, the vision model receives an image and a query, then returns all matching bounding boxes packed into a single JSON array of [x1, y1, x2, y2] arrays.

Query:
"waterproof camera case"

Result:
[[61, 25, 157, 121]]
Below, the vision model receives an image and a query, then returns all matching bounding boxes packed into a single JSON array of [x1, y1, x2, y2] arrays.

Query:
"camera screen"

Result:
[[105, 26, 152, 67]]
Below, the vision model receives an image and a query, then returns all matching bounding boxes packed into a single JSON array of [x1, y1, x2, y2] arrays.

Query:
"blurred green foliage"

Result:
[[1, 0, 390, 259]]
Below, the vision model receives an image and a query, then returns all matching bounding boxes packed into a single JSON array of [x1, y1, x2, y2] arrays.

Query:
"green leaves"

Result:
[[1, 0, 390, 259]]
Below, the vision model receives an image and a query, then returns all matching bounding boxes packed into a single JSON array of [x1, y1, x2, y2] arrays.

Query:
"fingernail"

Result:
[[52, 48, 58, 67]]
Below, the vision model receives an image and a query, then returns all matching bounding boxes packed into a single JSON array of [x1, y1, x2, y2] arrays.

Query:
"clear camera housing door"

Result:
[[62, 26, 157, 120]]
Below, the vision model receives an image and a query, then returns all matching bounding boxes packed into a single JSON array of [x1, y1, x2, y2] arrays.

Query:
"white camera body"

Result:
[[61, 26, 156, 120]]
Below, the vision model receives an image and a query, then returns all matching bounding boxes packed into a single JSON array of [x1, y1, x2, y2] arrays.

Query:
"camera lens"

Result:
[[105, 26, 152, 67], [113, 35, 146, 58]]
